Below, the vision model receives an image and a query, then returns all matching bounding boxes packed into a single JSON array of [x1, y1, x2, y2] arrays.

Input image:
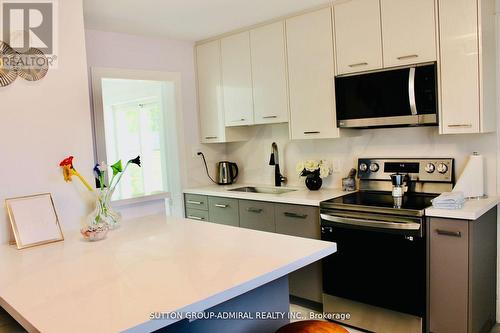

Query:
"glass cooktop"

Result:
[[320, 191, 437, 215]]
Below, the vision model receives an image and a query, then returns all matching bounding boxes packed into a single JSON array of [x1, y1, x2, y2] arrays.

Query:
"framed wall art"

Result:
[[5, 193, 64, 249]]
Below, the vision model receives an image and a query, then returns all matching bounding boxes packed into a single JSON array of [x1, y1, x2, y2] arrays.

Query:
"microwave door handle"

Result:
[[408, 67, 417, 116]]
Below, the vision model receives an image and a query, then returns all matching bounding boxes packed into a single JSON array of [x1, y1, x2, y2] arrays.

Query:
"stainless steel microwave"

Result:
[[335, 63, 438, 128]]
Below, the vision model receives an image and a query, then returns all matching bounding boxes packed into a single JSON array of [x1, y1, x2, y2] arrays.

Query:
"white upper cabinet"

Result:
[[286, 8, 339, 140], [196, 41, 251, 143], [335, 0, 383, 75], [196, 41, 226, 143], [250, 21, 289, 125], [221, 31, 255, 127], [381, 0, 437, 68], [438, 0, 495, 134], [195, 0, 495, 142]]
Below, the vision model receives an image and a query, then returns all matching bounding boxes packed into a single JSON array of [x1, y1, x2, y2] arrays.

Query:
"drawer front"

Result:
[[275, 204, 320, 239], [275, 203, 321, 303], [208, 197, 239, 227], [185, 194, 208, 210], [239, 200, 276, 233], [186, 208, 209, 222]]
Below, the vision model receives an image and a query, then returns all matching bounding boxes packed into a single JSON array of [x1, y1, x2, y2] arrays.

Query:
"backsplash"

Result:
[[225, 124, 498, 195]]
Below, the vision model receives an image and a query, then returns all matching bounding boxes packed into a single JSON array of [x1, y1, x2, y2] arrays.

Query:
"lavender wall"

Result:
[[0, 0, 95, 243], [84, 29, 226, 191]]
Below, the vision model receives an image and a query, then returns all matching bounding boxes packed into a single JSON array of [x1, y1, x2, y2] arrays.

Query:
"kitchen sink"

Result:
[[228, 186, 297, 195]]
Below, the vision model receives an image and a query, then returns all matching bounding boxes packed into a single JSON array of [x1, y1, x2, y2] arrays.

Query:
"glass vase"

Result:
[[81, 188, 121, 241], [305, 173, 323, 191]]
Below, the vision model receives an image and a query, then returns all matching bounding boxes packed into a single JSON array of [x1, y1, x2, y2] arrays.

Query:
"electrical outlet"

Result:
[[332, 160, 342, 173], [192, 146, 203, 158]]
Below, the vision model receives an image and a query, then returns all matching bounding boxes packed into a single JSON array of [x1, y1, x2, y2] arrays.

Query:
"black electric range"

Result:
[[320, 158, 454, 333]]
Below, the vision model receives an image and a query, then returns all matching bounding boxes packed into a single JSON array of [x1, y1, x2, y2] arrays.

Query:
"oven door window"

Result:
[[322, 224, 426, 317]]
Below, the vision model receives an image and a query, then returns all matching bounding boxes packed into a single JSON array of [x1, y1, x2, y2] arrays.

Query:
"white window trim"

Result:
[[90, 67, 187, 212], [111, 191, 171, 208]]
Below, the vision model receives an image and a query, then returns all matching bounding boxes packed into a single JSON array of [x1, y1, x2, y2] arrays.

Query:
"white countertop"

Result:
[[425, 196, 500, 220], [184, 184, 350, 206], [0, 215, 336, 333]]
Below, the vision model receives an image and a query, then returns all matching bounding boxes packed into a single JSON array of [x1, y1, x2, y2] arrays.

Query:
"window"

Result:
[[91, 69, 184, 216]]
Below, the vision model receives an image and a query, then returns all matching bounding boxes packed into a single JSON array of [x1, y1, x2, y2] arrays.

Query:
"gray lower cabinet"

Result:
[[185, 208, 209, 221], [185, 194, 209, 210], [275, 204, 322, 303], [184, 194, 322, 304], [239, 200, 276, 232], [208, 197, 239, 227], [429, 207, 497, 333], [185, 194, 209, 222]]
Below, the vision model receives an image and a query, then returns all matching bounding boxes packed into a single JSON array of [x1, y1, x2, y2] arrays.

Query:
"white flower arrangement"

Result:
[[296, 160, 332, 179]]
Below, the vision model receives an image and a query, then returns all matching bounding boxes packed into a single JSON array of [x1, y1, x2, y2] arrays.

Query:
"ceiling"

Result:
[[83, 0, 332, 41]]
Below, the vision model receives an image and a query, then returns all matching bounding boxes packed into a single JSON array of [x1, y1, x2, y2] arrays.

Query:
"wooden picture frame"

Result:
[[5, 193, 64, 249]]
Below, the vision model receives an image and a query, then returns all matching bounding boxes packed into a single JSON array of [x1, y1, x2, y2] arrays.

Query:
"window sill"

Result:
[[111, 192, 170, 207]]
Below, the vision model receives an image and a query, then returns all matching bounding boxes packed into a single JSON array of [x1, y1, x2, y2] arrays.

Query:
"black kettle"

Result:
[[217, 161, 239, 185]]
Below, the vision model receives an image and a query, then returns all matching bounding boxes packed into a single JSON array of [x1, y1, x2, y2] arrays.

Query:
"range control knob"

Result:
[[424, 163, 436, 173], [359, 163, 368, 172], [437, 163, 448, 174], [369, 163, 379, 172]]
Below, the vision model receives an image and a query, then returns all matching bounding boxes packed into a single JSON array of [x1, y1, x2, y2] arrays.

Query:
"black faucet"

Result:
[[269, 142, 286, 187]]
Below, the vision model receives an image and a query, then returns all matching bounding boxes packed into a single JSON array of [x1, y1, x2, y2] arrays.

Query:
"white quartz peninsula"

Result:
[[0, 215, 336, 333]]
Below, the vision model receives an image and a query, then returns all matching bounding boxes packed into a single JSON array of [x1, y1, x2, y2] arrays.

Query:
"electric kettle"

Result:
[[217, 161, 239, 185]]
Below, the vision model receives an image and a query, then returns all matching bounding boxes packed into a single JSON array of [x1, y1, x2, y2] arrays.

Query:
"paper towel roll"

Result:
[[452, 153, 484, 198]]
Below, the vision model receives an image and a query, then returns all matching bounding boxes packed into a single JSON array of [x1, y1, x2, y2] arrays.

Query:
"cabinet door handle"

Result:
[[284, 212, 308, 219], [187, 200, 203, 205], [348, 62, 368, 68], [215, 204, 228, 208], [188, 215, 205, 220], [448, 124, 472, 128], [304, 131, 320, 135], [397, 54, 419, 60], [205, 136, 218, 140], [247, 208, 263, 213], [436, 229, 462, 237], [263, 115, 277, 119]]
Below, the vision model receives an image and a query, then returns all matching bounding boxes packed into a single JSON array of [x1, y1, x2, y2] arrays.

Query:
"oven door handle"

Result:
[[320, 214, 421, 231]]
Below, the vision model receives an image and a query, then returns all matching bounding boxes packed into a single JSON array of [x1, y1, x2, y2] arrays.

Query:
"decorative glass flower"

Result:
[[58, 156, 93, 191], [59, 156, 74, 168], [128, 155, 141, 167], [62, 165, 74, 182], [59, 155, 141, 193], [111, 160, 123, 176], [93, 164, 102, 178]]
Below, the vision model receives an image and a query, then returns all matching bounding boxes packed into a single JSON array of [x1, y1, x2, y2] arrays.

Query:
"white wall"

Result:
[[226, 125, 498, 194], [84, 29, 226, 192], [0, 0, 94, 244]]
